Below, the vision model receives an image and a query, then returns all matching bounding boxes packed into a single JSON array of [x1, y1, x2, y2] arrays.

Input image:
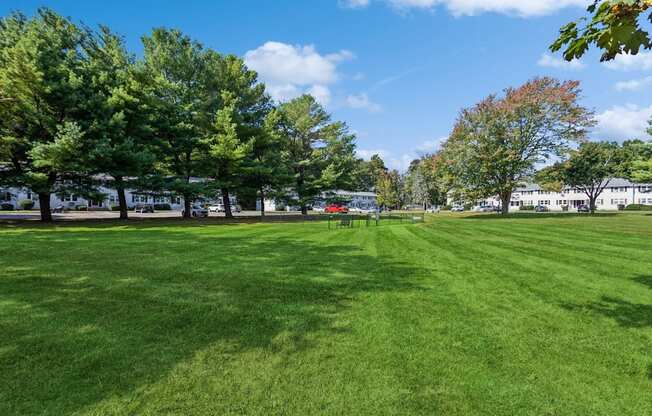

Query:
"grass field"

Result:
[[1, 213, 651, 415]]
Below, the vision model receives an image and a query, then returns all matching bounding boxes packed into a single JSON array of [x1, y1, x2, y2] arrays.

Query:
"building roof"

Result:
[[515, 178, 651, 192]]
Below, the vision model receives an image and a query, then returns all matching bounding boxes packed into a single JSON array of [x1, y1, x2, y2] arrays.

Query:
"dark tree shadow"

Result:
[[0, 224, 427, 415], [562, 295, 652, 329], [633, 275, 652, 290], [648, 364, 652, 380], [462, 212, 618, 220]]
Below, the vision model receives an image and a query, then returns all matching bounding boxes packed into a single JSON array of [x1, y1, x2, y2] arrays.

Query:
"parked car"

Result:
[[312, 206, 325, 213], [451, 206, 465, 212], [134, 204, 154, 213], [577, 204, 590, 213], [183, 204, 209, 218], [534, 205, 549, 213], [474, 206, 494, 212], [208, 203, 224, 213], [325, 204, 349, 214], [348, 207, 362, 213], [51, 204, 65, 213]]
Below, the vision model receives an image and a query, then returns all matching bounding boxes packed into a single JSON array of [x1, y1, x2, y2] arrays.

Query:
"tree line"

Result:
[[0, 9, 377, 221], [400, 77, 652, 215]]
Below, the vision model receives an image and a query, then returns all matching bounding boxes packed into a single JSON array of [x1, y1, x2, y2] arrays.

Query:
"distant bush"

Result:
[[463, 203, 473, 211], [18, 199, 35, 210], [519, 205, 535, 211], [75, 205, 88, 211], [441, 205, 452, 211], [154, 203, 171, 210], [625, 204, 652, 211], [1, 203, 14, 211]]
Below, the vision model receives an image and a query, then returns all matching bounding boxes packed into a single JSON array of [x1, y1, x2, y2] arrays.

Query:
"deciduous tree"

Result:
[[442, 78, 594, 214], [552, 1, 652, 61]]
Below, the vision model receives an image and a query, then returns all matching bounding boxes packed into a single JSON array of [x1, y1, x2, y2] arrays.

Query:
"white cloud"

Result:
[[416, 137, 446, 153], [307, 85, 332, 106], [343, 0, 589, 17], [537, 53, 585, 70], [341, 0, 371, 8], [244, 41, 354, 105], [357, 138, 445, 171], [603, 52, 652, 72], [594, 104, 652, 141], [357, 149, 390, 160], [614, 76, 652, 92], [345, 93, 382, 112]]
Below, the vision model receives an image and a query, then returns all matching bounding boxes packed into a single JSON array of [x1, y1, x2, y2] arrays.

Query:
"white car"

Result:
[[451, 206, 465, 212], [183, 205, 209, 218], [312, 206, 325, 213], [208, 204, 224, 213], [348, 207, 362, 213], [426, 207, 440, 213]]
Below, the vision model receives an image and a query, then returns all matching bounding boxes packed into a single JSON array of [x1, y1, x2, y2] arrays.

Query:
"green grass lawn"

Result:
[[1, 213, 651, 415]]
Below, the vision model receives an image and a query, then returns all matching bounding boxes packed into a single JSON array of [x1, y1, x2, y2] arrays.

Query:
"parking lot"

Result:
[[0, 210, 292, 221]]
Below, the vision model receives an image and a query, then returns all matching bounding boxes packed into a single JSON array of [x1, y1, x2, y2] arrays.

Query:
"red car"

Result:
[[325, 204, 349, 214]]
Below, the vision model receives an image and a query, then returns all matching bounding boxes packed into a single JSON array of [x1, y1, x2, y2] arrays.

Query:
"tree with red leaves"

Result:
[[441, 78, 595, 215]]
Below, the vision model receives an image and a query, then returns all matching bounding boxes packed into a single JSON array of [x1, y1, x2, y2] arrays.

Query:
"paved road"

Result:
[[0, 210, 294, 221]]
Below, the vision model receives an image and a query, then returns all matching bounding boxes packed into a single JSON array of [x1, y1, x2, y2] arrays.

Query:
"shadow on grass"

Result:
[[561, 276, 652, 329], [462, 213, 618, 220], [0, 225, 426, 415], [633, 275, 652, 290]]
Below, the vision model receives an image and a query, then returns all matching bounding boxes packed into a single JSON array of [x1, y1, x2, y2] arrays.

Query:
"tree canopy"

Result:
[[552, 1, 652, 61], [441, 77, 595, 214]]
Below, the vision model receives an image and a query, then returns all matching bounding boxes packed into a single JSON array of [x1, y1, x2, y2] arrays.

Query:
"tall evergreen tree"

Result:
[[142, 28, 208, 218], [275, 95, 357, 215], [83, 26, 155, 219], [0, 9, 91, 221]]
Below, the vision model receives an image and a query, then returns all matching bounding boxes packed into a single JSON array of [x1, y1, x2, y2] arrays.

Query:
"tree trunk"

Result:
[[222, 188, 233, 218], [183, 195, 192, 219], [301, 204, 308, 215], [589, 195, 597, 214], [259, 187, 265, 217], [500, 192, 512, 215], [38, 192, 52, 222], [115, 176, 128, 220]]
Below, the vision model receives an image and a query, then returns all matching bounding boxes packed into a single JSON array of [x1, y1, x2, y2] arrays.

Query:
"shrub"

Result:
[[1, 203, 14, 211], [625, 204, 652, 211], [519, 205, 535, 211], [154, 203, 171, 210], [18, 199, 35, 210], [75, 205, 88, 211], [463, 203, 474, 211], [441, 205, 452, 211]]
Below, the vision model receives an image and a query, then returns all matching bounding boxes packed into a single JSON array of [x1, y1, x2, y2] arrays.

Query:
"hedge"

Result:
[[1, 203, 14, 211], [519, 205, 535, 211], [624, 204, 652, 211], [154, 203, 171, 210], [18, 199, 35, 210]]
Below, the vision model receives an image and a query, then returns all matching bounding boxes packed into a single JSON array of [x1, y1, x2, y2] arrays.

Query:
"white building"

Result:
[[449, 178, 652, 211]]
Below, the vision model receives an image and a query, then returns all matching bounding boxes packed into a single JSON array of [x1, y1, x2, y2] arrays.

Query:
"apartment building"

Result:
[[450, 178, 652, 211]]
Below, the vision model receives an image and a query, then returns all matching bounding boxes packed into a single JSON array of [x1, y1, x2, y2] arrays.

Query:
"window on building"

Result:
[[510, 201, 521, 207], [611, 198, 628, 205], [0, 191, 12, 201], [537, 200, 551, 206], [153, 196, 168, 203], [131, 194, 148, 203], [62, 194, 78, 202], [597, 199, 603, 205]]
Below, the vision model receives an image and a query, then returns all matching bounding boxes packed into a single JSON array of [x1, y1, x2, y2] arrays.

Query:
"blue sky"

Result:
[[3, 0, 652, 170]]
